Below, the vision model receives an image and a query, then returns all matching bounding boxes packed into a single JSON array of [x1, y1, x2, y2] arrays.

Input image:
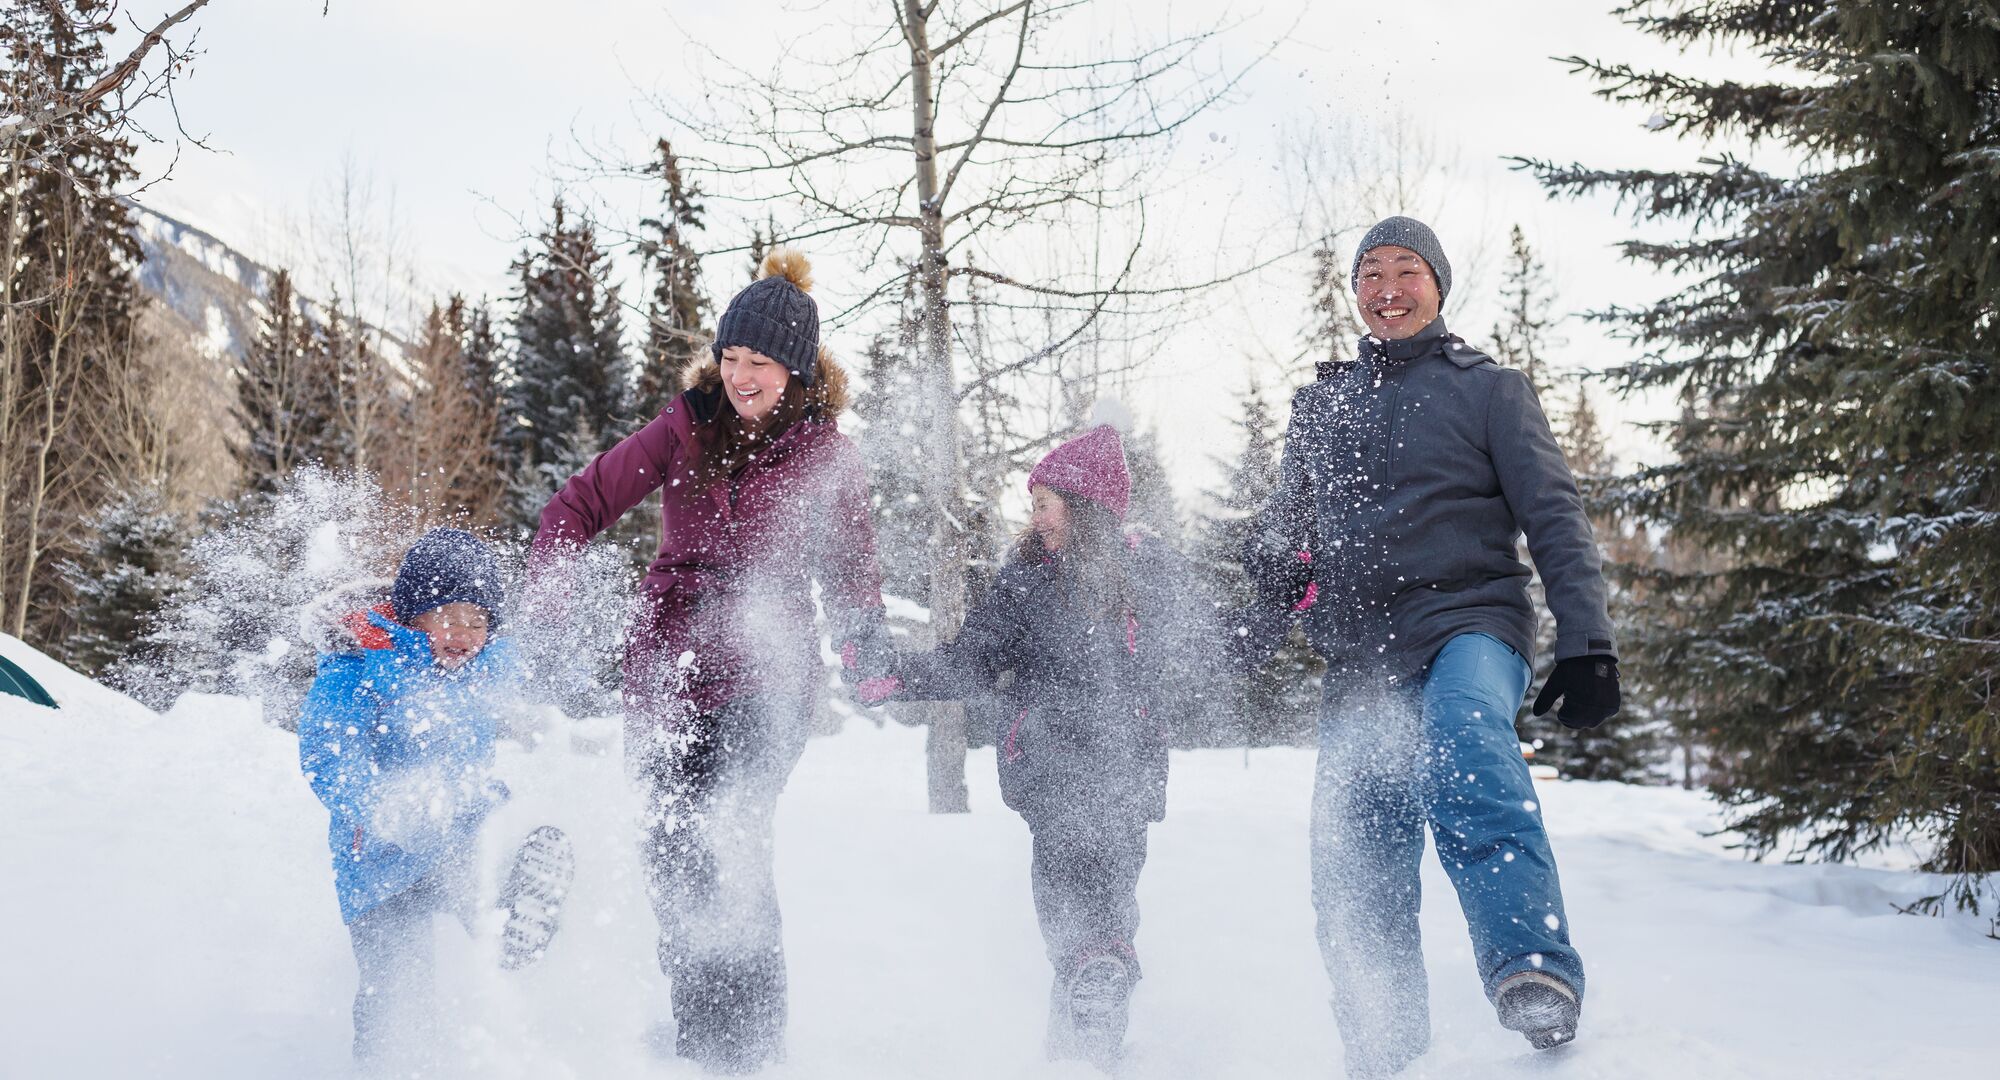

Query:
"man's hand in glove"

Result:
[[1532, 655, 1621, 729]]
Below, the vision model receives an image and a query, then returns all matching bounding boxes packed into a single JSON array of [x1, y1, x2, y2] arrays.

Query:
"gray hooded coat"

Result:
[[1248, 317, 1615, 684]]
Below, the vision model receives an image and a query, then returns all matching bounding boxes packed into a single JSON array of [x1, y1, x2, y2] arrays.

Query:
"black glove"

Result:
[[1532, 655, 1621, 729]]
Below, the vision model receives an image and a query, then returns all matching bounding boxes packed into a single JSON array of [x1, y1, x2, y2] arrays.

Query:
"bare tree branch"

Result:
[[0, 0, 213, 149]]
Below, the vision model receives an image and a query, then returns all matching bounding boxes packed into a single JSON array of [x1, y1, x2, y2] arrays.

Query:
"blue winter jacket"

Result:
[[297, 609, 518, 923]]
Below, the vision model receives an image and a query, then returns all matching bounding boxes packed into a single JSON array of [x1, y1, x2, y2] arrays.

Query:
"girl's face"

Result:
[[720, 345, 792, 426], [1029, 484, 1072, 552], [409, 602, 490, 670]]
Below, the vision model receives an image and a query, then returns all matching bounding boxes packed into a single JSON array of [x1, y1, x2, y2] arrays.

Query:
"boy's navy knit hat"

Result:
[[711, 249, 821, 385], [391, 528, 504, 628], [1351, 215, 1453, 309]]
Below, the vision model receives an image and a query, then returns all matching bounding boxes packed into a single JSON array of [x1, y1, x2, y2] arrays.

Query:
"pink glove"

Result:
[[855, 676, 901, 706], [1292, 580, 1319, 613]]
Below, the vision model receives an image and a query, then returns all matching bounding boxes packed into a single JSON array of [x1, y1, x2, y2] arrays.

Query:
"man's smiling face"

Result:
[[1355, 245, 1442, 341]]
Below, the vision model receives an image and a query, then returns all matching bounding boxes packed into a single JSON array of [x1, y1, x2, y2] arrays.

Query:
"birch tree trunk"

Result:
[[905, 0, 970, 812]]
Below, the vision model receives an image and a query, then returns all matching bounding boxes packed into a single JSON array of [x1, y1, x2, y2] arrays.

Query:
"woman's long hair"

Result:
[[1013, 488, 1133, 624], [685, 348, 842, 491]]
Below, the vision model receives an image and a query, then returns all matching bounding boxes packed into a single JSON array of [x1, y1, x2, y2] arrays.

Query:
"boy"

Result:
[[298, 528, 564, 1065]]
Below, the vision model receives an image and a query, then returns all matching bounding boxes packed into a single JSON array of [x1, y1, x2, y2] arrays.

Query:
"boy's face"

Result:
[[409, 603, 490, 670]]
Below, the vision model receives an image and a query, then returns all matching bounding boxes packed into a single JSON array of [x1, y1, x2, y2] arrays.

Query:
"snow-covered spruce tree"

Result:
[[1193, 379, 1323, 747], [1534, 383, 1665, 782], [232, 269, 339, 496], [1490, 224, 1559, 398], [853, 323, 940, 730], [56, 481, 188, 676], [501, 198, 631, 532], [1520, 2, 2000, 898], [634, 139, 709, 422], [1486, 224, 1662, 782], [1125, 424, 1184, 553]]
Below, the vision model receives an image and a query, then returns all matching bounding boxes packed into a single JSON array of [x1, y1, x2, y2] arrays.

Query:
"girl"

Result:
[[531, 250, 890, 1073], [856, 419, 1209, 1069]]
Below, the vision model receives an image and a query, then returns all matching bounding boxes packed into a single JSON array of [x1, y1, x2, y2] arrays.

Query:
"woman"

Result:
[[532, 250, 890, 1073], [855, 419, 1211, 1070]]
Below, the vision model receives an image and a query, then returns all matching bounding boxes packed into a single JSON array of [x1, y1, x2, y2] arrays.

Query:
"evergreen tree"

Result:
[[1124, 425, 1183, 551], [56, 481, 188, 676], [1520, 382, 1665, 781], [1485, 225, 1663, 782], [855, 327, 932, 601], [1521, 2, 2000, 899], [635, 139, 710, 419], [401, 295, 505, 523], [958, 301, 1027, 582], [1193, 379, 1324, 747], [231, 269, 339, 494], [1490, 223, 1558, 396], [501, 198, 631, 530], [463, 298, 509, 489], [746, 216, 776, 284], [1307, 235, 1364, 371], [0, 0, 156, 648]]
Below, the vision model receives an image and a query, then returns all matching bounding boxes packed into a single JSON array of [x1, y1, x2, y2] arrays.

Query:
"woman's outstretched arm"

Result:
[[531, 412, 678, 557]]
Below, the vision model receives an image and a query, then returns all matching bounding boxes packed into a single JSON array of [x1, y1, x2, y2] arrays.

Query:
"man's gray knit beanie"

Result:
[[1351, 215, 1452, 309]]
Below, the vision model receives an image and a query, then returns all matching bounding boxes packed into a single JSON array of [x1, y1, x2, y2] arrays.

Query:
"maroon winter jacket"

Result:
[[532, 358, 886, 722]]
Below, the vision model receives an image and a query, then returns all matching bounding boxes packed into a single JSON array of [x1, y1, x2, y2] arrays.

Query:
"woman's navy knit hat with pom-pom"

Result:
[[712, 249, 821, 384]]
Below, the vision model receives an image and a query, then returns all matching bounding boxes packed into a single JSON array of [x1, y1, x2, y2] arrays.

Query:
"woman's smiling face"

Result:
[[719, 345, 791, 426]]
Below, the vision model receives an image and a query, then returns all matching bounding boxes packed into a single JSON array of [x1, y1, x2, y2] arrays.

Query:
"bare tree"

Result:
[[1280, 110, 1490, 378], [306, 157, 417, 475], [632, 0, 1280, 810], [0, 1, 213, 166], [1, 4, 165, 645]]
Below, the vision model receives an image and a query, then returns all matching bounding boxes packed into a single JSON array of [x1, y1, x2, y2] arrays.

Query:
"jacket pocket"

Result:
[[1003, 707, 1027, 762]]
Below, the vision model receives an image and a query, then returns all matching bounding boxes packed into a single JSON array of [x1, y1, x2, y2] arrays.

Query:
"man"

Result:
[[1241, 216, 1621, 1077]]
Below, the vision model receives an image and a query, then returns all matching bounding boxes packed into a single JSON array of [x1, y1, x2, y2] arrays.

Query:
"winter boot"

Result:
[[672, 954, 788, 1074], [497, 826, 575, 970], [1062, 952, 1133, 1071], [1494, 971, 1579, 1050]]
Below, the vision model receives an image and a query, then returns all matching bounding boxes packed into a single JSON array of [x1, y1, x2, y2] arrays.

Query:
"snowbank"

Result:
[[2, 655, 1995, 1079]]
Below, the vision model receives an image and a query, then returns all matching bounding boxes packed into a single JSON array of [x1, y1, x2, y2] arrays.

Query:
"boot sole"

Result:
[[1496, 981, 1578, 1051], [498, 826, 575, 970]]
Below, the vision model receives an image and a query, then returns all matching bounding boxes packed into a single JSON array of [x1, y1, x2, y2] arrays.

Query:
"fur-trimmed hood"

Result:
[[684, 347, 851, 422]]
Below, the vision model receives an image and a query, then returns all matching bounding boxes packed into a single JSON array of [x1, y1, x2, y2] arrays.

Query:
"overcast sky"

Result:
[[119, 0, 1775, 500]]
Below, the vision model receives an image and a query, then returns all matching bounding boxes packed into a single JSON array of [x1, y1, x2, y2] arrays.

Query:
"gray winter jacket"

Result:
[[1248, 317, 1615, 683]]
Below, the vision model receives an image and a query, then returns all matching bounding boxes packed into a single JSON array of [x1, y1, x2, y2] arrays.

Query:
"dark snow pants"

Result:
[[1026, 808, 1149, 976], [1025, 807, 1149, 1056], [636, 694, 809, 1072], [346, 846, 475, 1064], [1311, 633, 1583, 1078]]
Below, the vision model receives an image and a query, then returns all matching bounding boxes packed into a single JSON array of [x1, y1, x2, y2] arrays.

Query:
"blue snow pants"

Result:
[[1310, 632, 1583, 1077]]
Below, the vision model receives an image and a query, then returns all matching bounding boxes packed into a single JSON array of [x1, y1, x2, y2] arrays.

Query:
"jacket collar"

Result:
[[1360, 315, 1450, 363], [1316, 317, 1456, 381]]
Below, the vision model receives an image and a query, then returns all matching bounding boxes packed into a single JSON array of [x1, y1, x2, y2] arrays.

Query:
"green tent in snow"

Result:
[[1, 653, 57, 708]]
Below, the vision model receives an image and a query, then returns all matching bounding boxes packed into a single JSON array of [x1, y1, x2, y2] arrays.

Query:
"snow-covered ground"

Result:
[[3, 632, 1995, 1080]]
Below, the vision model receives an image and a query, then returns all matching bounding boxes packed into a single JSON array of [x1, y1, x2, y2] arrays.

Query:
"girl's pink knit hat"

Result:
[[1028, 421, 1131, 521]]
